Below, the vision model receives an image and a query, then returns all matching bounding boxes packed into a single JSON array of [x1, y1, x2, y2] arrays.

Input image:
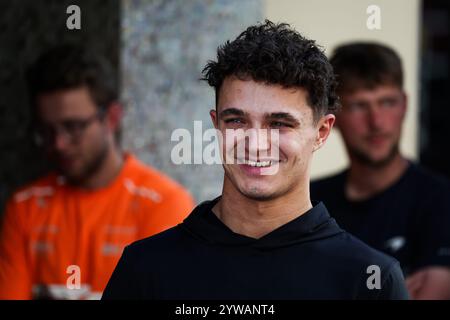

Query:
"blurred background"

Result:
[[0, 0, 448, 210]]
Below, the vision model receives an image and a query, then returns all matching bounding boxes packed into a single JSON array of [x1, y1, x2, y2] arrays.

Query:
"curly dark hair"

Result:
[[201, 20, 339, 121]]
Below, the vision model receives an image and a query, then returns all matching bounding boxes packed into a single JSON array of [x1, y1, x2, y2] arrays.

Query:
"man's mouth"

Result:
[[367, 135, 389, 145], [236, 158, 281, 176], [243, 160, 273, 168]]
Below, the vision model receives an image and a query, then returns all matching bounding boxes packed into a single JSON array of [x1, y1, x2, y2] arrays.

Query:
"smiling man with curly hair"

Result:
[[102, 20, 409, 300]]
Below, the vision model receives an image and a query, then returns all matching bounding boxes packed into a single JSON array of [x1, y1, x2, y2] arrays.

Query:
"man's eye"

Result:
[[63, 121, 84, 133], [270, 121, 291, 128], [224, 118, 244, 124], [380, 99, 396, 108]]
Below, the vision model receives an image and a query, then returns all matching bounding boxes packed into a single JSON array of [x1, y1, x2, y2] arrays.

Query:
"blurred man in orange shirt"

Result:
[[0, 45, 195, 299]]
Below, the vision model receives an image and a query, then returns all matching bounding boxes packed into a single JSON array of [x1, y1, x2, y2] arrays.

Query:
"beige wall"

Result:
[[264, 0, 420, 179]]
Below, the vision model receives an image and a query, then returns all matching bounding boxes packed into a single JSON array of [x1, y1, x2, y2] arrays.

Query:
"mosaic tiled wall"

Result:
[[121, 0, 263, 202]]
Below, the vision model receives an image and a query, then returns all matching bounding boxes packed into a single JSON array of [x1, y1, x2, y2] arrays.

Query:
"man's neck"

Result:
[[346, 153, 409, 201], [213, 178, 312, 239], [76, 147, 124, 190]]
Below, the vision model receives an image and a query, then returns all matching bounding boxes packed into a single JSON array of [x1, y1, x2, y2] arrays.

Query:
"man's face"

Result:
[[36, 86, 111, 183], [210, 77, 334, 201], [336, 84, 406, 167]]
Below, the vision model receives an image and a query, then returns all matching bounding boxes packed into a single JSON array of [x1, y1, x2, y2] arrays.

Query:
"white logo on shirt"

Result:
[[14, 186, 54, 203], [124, 179, 162, 203], [32, 284, 101, 300], [438, 247, 450, 256], [385, 236, 406, 253], [102, 243, 124, 256], [31, 241, 54, 254]]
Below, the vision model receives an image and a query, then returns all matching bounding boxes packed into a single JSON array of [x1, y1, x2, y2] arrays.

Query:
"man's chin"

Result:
[[224, 168, 287, 201], [237, 186, 282, 201], [353, 147, 399, 168], [56, 167, 87, 184]]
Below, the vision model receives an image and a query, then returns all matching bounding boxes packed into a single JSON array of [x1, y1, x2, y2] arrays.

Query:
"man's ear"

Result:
[[105, 102, 123, 133], [210, 109, 218, 129], [313, 114, 335, 152]]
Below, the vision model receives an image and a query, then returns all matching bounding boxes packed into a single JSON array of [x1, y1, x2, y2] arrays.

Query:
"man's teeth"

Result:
[[245, 160, 272, 167]]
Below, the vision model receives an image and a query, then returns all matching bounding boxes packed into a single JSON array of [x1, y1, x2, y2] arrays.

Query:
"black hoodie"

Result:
[[102, 197, 409, 299]]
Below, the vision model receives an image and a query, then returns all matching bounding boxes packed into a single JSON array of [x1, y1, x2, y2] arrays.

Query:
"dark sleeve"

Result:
[[413, 181, 450, 271], [377, 261, 409, 300], [102, 246, 142, 300]]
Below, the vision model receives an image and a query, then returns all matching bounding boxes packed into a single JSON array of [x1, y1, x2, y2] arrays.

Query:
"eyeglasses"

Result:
[[34, 112, 104, 146]]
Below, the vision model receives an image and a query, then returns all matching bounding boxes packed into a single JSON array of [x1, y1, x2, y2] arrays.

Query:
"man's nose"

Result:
[[368, 105, 384, 130], [246, 128, 271, 158], [51, 131, 71, 151]]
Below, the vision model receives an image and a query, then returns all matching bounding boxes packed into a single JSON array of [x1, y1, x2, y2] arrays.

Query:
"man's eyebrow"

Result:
[[219, 108, 245, 118], [267, 112, 301, 125], [378, 96, 399, 102]]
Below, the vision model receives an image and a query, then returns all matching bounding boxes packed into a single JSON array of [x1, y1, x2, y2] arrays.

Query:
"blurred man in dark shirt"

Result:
[[311, 42, 450, 299]]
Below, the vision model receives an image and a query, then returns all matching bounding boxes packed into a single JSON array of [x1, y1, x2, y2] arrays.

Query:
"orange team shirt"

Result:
[[0, 153, 195, 299]]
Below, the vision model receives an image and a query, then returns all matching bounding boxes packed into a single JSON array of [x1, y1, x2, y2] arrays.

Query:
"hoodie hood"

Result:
[[180, 197, 344, 250]]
